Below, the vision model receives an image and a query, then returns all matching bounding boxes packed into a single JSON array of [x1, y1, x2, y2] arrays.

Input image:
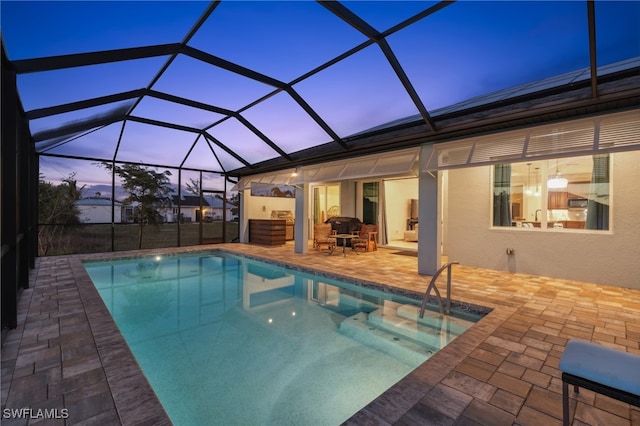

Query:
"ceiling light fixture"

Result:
[[547, 159, 568, 189], [525, 163, 533, 195]]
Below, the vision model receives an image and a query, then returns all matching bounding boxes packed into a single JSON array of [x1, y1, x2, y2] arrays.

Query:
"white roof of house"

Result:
[[75, 197, 122, 206]]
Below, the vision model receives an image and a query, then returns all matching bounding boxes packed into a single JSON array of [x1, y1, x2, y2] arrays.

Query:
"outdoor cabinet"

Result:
[[249, 219, 286, 246]]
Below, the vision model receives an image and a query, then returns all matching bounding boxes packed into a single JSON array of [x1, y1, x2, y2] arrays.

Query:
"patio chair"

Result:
[[352, 224, 378, 253], [314, 223, 336, 253]]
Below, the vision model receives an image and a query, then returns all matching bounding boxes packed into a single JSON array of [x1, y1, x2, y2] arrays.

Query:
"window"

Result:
[[492, 154, 610, 230]]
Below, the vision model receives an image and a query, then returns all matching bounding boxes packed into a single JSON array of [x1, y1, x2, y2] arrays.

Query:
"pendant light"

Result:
[[534, 167, 541, 196], [524, 163, 533, 195], [547, 159, 568, 189]]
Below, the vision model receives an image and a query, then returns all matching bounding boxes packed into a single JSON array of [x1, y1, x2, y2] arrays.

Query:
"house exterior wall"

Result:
[[245, 193, 296, 220], [340, 180, 356, 218], [445, 151, 640, 289], [174, 207, 197, 222], [78, 205, 122, 223], [166, 207, 234, 222], [209, 207, 234, 220]]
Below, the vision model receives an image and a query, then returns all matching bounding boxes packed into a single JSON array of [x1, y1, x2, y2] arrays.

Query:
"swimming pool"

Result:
[[83, 251, 483, 425]]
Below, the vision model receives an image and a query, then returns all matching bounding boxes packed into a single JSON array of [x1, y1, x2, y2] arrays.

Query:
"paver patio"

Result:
[[2, 243, 638, 425]]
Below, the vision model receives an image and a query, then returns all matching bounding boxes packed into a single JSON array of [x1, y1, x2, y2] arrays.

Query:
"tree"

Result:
[[38, 173, 84, 255], [228, 192, 240, 218], [185, 178, 200, 196], [101, 163, 173, 249], [228, 192, 240, 206]]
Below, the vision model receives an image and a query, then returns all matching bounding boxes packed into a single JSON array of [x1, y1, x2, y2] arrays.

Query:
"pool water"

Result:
[[83, 251, 481, 425]]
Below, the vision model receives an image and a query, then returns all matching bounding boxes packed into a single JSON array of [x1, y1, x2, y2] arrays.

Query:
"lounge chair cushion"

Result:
[[559, 339, 640, 396], [404, 224, 418, 242]]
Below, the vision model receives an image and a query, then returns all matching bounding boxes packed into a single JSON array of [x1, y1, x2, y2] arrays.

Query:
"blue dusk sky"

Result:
[[1, 1, 639, 194]]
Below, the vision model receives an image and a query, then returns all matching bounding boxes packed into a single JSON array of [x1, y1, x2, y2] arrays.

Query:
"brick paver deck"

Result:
[[2, 243, 639, 425]]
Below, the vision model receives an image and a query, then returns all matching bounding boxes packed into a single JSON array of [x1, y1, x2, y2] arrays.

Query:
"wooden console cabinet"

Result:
[[249, 219, 286, 245]]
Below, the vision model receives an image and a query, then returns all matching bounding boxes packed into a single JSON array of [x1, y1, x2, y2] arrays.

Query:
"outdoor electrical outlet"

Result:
[[506, 248, 515, 255]]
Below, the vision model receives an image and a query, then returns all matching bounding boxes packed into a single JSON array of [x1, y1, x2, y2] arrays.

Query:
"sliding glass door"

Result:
[[312, 184, 340, 225], [362, 182, 379, 225]]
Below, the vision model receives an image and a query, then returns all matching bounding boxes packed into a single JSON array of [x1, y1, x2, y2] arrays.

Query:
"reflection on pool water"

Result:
[[83, 251, 484, 425]]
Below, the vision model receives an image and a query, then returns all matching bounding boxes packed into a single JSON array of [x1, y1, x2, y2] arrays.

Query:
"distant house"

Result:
[[167, 195, 209, 223], [208, 196, 237, 221], [75, 197, 123, 223], [167, 195, 236, 223]]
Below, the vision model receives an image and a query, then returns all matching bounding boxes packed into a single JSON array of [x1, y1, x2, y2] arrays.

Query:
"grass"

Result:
[[38, 222, 240, 256]]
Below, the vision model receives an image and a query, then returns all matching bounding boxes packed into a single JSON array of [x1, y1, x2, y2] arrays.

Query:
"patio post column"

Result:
[[418, 144, 441, 276], [294, 182, 309, 254], [239, 185, 250, 243]]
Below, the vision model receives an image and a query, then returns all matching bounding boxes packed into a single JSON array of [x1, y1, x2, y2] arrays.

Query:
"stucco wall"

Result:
[[78, 205, 122, 223], [340, 180, 357, 218], [245, 193, 296, 220], [445, 151, 640, 289]]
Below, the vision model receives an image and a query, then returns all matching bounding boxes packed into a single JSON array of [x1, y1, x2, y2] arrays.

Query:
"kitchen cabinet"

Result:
[[548, 221, 585, 229], [568, 182, 591, 198], [285, 223, 294, 241], [548, 190, 568, 209], [271, 210, 294, 241], [564, 221, 585, 229]]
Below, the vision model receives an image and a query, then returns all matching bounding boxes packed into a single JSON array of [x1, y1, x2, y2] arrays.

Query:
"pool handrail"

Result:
[[419, 261, 460, 318]]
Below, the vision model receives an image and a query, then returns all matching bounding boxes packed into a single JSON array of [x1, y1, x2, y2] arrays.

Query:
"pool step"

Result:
[[368, 306, 457, 350], [338, 312, 433, 367], [396, 304, 476, 336], [338, 293, 379, 312]]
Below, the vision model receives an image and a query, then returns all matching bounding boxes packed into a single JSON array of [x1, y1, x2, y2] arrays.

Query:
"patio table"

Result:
[[331, 234, 357, 257]]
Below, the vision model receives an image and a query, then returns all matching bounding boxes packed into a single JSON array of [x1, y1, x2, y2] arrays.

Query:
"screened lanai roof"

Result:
[[2, 1, 639, 181]]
